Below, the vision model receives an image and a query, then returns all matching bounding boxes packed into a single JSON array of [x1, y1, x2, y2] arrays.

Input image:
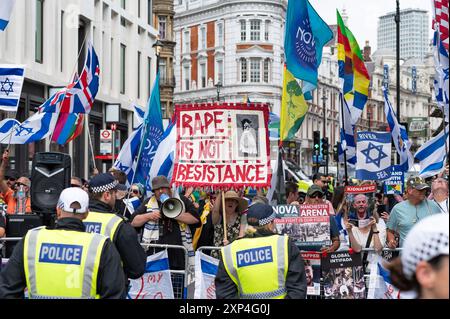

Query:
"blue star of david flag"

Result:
[[0, 65, 25, 112], [0, 0, 15, 31], [356, 131, 392, 181], [284, 0, 333, 99], [134, 72, 164, 194]]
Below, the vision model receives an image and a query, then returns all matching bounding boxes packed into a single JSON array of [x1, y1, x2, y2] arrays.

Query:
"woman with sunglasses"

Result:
[[0, 150, 32, 214]]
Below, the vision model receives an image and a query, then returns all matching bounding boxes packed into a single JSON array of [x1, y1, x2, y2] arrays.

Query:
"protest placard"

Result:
[[274, 204, 330, 248], [172, 104, 271, 189], [384, 165, 404, 195], [301, 252, 321, 296]]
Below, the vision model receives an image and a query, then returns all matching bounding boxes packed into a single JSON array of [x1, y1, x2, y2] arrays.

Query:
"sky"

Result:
[[308, 0, 433, 52]]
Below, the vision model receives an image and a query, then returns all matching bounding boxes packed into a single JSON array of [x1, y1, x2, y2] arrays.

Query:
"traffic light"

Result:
[[321, 137, 329, 157], [333, 143, 339, 162], [313, 131, 320, 155]]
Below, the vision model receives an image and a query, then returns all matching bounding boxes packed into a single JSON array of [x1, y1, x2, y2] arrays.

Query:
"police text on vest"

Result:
[[236, 246, 273, 267], [39, 243, 83, 265], [84, 222, 102, 234]]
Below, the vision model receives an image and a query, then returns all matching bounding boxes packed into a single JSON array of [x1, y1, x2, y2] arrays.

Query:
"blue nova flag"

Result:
[[356, 131, 392, 180], [284, 0, 333, 99], [0, 65, 25, 112], [135, 72, 164, 194]]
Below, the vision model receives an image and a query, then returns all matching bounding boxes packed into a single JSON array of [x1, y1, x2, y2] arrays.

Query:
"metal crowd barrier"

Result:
[[140, 243, 189, 299]]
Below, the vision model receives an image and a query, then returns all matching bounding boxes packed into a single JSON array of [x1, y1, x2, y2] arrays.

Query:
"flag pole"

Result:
[[222, 191, 228, 243], [86, 115, 97, 171], [339, 93, 349, 185]]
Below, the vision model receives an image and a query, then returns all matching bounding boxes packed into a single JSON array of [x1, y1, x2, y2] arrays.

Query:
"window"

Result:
[[263, 58, 270, 83], [241, 58, 247, 83], [184, 65, 190, 91], [138, 0, 141, 18], [160, 59, 167, 83], [250, 58, 260, 83], [200, 26, 206, 49], [159, 16, 167, 40], [217, 60, 224, 84], [147, 0, 152, 25], [200, 62, 206, 88], [250, 20, 261, 41], [265, 20, 269, 41], [240, 20, 246, 41], [35, 0, 44, 63], [120, 44, 126, 94], [137, 51, 141, 98], [60, 10, 64, 72], [184, 31, 190, 53], [217, 23, 223, 46], [121, 0, 126, 9]]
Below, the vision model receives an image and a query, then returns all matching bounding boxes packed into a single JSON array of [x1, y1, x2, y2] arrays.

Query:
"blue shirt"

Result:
[[386, 199, 441, 247]]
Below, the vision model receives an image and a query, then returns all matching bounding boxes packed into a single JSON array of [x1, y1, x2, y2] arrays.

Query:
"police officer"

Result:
[[215, 203, 307, 299], [0, 187, 125, 298], [85, 173, 146, 280]]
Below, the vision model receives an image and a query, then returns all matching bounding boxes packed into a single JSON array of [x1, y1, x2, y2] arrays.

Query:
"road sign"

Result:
[[100, 129, 112, 141]]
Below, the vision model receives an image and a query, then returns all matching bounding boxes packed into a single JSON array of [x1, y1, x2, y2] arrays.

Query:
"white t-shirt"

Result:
[[435, 199, 448, 214], [352, 219, 387, 249]]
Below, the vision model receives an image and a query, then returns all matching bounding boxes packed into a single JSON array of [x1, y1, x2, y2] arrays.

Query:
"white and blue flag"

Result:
[[356, 131, 392, 180], [0, 0, 15, 31], [433, 28, 449, 122], [339, 93, 357, 166], [383, 89, 414, 172], [113, 125, 144, 185], [0, 65, 25, 112], [149, 119, 176, 182], [0, 112, 58, 144], [415, 125, 449, 178]]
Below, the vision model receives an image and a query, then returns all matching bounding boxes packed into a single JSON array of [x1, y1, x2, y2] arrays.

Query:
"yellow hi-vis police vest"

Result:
[[23, 226, 107, 299], [221, 235, 289, 299], [83, 212, 123, 241]]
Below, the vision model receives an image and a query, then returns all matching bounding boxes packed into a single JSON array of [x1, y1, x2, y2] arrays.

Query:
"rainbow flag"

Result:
[[280, 65, 309, 142], [51, 113, 85, 145], [337, 10, 370, 125]]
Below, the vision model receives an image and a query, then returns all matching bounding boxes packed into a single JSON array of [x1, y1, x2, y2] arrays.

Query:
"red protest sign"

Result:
[[345, 185, 377, 194], [172, 103, 271, 190]]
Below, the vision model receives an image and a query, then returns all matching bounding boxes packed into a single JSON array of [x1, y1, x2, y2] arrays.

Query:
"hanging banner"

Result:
[[172, 103, 271, 189], [384, 165, 405, 195], [194, 251, 219, 299], [383, 64, 389, 92], [411, 66, 417, 94], [127, 250, 174, 299]]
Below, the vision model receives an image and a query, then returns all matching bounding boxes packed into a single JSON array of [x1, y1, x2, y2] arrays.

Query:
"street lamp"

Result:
[[152, 39, 164, 73], [215, 81, 222, 102]]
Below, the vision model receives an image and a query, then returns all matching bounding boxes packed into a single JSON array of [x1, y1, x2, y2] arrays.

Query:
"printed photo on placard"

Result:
[[321, 251, 366, 299], [301, 252, 321, 296]]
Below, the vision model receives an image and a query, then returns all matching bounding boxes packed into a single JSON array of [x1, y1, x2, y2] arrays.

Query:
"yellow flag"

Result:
[[280, 65, 309, 142]]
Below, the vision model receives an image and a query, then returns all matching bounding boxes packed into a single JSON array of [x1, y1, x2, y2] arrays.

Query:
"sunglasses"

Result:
[[14, 182, 28, 188], [7, 177, 17, 182], [310, 193, 323, 199], [71, 184, 82, 188], [131, 189, 140, 195]]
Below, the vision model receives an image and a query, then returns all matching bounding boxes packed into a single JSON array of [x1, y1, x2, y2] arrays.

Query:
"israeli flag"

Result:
[[356, 131, 392, 181], [123, 197, 141, 215], [0, 0, 15, 31], [149, 120, 176, 182], [0, 112, 58, 144], [113, 125, 144, 185], [415, 125, 449, 178], [339, 93, 357, 166], [433, 29, 449, 122], [0, 65, 25, 112]]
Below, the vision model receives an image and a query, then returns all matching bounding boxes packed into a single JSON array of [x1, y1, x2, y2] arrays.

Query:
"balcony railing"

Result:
[[160, 76, 176, 88]]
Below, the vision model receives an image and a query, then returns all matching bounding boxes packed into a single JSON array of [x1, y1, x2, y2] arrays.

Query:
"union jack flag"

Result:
[[40, 42, 100, 114]]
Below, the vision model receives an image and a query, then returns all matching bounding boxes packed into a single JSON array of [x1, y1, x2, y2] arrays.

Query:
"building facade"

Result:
[[0, 0, 159, 178], [377, 8, 429, 60], [153, 0, 176, 119], [173, 0, 287, 115]]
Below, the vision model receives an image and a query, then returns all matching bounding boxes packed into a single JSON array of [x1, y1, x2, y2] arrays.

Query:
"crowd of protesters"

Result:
[[0, 147, 448, 298]]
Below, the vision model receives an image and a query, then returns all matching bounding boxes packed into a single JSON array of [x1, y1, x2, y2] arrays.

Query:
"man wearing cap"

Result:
[[387, 176, 442, 248], [85, 173, 146, 280], [215, 203, 307, 299], [304, 185, 340, 253], [0, 187, 125, 298], [0, 150, 32, 214], [130, 176, 200, 271]]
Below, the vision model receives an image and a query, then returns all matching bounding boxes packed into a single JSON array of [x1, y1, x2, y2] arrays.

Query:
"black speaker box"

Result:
[[4, 214, 43, 257], [31, 152, 71, 214]]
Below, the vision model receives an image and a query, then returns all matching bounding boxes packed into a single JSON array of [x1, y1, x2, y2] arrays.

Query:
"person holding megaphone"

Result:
[[130, 176, 200, 271]]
